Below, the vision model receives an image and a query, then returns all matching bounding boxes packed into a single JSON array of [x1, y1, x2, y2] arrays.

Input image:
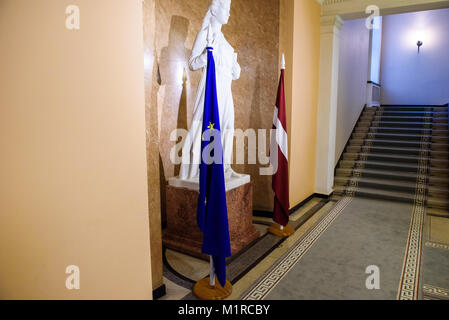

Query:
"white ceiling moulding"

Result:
[[321, 0, 449, 20]]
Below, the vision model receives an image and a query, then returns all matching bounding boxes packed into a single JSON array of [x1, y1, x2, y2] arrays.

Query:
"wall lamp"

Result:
[[417, 40, 423, 53]]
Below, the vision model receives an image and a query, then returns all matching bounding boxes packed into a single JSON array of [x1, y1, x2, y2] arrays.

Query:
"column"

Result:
[[314, 15, 344, 195]]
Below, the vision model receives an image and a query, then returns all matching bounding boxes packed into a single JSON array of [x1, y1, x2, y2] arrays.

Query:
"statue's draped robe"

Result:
[[180, 31, 240, 180]]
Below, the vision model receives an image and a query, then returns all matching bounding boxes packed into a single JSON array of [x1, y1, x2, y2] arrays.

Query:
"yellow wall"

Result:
[[0, 0, 152, 299], [281, 0, 321, 208]]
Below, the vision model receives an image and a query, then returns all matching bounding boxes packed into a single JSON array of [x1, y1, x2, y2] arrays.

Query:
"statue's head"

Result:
[[210, 0, 231, 25]]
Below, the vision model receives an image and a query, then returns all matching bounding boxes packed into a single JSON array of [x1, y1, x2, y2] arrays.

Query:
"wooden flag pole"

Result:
[[193, 256, 232, 300], [267, 53, 294, 238]]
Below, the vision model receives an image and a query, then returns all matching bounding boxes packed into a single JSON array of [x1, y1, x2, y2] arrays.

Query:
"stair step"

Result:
[[382, 106, 448, 112], [336, 167, 449, 186], [346, 145, 448, 157], [427, 207, 449, 218], [373, 120, 436, 125], [353, 132, 449, 142], [373, 121, 448, 129], [432, 136, 449, 144], [430, 159, 449, 168], [343, 152, 448, 166], [335, 176, 417, 193], [351, 132, 423, 141], [429, 176, 449, 187], [349, 139, 449, 150], [346, 146, 419, 156], [334, 186, 449, 207], [376, 111, 449, 117], [428, 186, 449, 197], [428, 197, 449, 210], [333, 186, 415, 203], [339, 159, 448, 175], [372, 116, 448, 123], [355, 127, 449, 136], [336, 167, 416, 180]]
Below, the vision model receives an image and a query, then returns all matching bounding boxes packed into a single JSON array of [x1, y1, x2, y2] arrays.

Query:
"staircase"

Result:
[[333, 104, 449, 218]]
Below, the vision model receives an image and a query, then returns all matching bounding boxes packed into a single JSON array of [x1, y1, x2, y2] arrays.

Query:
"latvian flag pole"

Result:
[[267, 53, 294, 237]]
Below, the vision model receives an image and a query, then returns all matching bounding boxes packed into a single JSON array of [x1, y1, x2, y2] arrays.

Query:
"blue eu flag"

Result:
[[197, 47, 231, 288]]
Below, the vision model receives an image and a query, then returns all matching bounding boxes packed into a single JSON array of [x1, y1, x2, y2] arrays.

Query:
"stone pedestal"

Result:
[[163, 182, 259, 260]]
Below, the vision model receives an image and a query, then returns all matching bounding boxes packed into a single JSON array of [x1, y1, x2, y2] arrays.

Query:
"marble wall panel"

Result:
[[144, 0, 280, 220], [143, 0, 163, 291]]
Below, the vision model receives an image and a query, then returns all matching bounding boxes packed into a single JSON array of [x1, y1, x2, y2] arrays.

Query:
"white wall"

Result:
[[335, 18, 370, 162], [380, 8, 449, 105], [369, 17, 383, 85]]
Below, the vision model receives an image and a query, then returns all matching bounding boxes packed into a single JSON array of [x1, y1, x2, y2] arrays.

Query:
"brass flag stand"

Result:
[[193, 256, 232, 300], [268, 224, 294, 237]]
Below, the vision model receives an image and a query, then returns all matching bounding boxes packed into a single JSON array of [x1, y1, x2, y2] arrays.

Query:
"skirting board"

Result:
[[153, 284, 166, 300], [253, 193, 333, 218]]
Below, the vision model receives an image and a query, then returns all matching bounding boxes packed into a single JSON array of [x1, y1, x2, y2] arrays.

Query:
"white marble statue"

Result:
[[173, 0, 249, 190]]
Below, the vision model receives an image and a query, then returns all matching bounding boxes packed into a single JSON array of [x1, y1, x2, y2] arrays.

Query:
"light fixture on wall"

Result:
[[417, 40, 423, 53]]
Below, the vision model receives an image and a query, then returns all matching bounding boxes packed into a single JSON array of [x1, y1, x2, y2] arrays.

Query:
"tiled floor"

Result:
[[159, 197, 449, 300], [160, 277, 190, 300], [227, 201, 335, 300], [160, 197, 332, 300]]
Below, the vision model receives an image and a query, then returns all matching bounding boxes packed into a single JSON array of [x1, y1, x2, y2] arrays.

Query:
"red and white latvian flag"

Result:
[[271, 54, 289, 227]]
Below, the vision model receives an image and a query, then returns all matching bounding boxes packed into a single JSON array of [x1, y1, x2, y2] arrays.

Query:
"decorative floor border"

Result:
[[345, 107, 382, 197], [423, 284, 449, 300], [241, 197, 353, 300], [396, 127, 429, 300], [425, 241, 449, 251]]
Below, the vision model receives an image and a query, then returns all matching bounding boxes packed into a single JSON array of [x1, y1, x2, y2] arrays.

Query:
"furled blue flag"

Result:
[[197, 46, 231, 288]]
